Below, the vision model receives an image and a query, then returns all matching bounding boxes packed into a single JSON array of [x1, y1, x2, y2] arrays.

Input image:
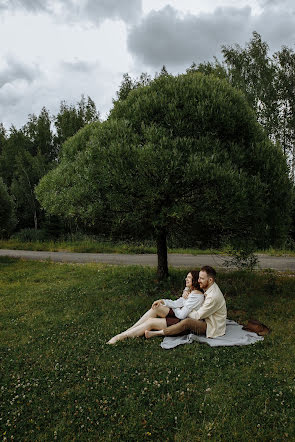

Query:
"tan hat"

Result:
[[242, 319, 271, 336]]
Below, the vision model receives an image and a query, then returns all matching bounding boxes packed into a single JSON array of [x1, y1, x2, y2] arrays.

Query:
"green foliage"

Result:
[[36, 122, 103, 227], [54, 95, 100, 150], [0, 126, 32, 188], [0, 96, 99, 234], [114, 72, 152, 102], [222, 245, 259, 271], [0, 177, 16, 237], [0, 114, 54, 230], [11, 228, 49, 242], [1, 260, 295, 440], [11, 150, 49, 229], [0, 123, 6, 156], [190, 32, 295, 180], [222, 31, 277, 137], [274, 45, 295, 175], [37, 72, 293, 259], [24, 108, 55, 161]]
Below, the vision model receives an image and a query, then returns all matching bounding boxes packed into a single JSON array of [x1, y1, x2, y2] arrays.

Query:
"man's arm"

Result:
[[189, 294, 223, 320]]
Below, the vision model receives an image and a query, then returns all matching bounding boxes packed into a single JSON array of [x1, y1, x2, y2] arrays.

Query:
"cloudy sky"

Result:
[[0, 0, 295, 129]]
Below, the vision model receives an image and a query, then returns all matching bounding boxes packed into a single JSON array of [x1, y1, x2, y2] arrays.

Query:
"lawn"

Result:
[[0, 258, 295, 441]]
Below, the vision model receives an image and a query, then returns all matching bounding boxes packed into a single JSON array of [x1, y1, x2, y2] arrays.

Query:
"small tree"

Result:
[[36, 73, 293, 278]]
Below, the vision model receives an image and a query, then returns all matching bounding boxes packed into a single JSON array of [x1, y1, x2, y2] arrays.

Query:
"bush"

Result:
[[222, 246, 259, 271], [11, 228, 49, 242]]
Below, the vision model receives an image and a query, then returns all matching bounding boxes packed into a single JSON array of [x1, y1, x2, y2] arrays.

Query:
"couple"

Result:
[[108, 265, 227, 344]]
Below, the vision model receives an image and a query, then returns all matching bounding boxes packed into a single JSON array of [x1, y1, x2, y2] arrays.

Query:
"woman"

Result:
[[145, 265, 226, 339], [107, 270, 204, 344]]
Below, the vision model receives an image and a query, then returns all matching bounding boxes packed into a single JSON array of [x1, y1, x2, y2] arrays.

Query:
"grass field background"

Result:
[[1, 257, 295, 440]]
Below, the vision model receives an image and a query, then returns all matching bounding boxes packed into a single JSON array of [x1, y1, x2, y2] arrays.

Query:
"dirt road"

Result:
[[1, 249, 295, 271]]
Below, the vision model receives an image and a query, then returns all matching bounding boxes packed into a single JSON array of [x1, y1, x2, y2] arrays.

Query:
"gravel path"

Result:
[[1, 249, 295, 271]]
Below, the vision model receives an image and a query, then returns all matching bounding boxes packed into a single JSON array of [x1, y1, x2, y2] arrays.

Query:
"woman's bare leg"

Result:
[[107, 317, 167, 344], [145, 329, 164, 338], [123, 305, 170, 332], [145, 318, 207, 339]]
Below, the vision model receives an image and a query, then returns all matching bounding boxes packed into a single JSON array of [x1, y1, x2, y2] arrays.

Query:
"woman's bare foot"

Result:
[[107, 333, 126, 344], [145, 330, 163, 339]]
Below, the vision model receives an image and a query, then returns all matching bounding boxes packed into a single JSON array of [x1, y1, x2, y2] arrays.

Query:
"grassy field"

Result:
[[1, 258, 295, 441], [1, 238, 295, 256]]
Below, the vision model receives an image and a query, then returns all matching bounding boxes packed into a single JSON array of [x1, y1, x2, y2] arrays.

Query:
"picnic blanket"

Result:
[[161, 319, 264, 349]]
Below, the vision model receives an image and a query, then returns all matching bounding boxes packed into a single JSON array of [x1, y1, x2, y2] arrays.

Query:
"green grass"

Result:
[[0, 238, 223, 255], [2, 238, 295, 257], [1, 238, 295, 257], [1, 258, 295, 440]]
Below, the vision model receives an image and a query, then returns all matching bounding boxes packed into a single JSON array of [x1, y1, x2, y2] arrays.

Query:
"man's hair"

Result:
[[200, 265, 216, 280]]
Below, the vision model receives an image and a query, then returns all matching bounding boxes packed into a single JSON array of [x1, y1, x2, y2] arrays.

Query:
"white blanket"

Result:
[[161, 319, 264, 349]]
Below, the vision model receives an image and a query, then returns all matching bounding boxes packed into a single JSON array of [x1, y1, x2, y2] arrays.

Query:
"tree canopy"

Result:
[[188, 32, 295, 179], [0, 177, 16, 237], [36, 72, 293, 278]]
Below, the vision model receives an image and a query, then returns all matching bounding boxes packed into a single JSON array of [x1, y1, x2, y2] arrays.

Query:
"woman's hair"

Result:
[[190, 270, 203, 292]]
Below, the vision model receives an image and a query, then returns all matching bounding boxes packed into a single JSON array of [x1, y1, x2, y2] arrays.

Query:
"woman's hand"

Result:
[[152, 299, 164, 309], [182, 288, 190, 299]]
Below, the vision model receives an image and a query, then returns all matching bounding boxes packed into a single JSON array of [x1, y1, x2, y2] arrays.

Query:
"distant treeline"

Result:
[[0, 96, 99, 237]]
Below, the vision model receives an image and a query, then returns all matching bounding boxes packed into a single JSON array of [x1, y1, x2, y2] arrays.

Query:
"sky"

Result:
[[0, 0, 295, 129]]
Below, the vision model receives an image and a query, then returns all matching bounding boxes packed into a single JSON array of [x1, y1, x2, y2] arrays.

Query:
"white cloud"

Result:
[[127, 5, 252, 69], [142, 0, 262, 16], [127, 3, 295, 71], [1, 0, 295, 129], [0, 0, 143, 25], [0, 52, 124, 128], [0, 55, 41, 88], [0, 10, 133, 128]]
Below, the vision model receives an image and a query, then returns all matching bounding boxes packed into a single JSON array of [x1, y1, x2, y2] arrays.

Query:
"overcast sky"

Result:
[[0, 0, 295, 129]]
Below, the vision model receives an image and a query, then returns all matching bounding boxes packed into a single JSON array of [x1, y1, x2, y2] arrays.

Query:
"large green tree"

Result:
[[36, 73, 293, 278]]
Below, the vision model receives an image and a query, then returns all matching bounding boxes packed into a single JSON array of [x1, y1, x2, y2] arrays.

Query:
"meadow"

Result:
[[0, 257, 295, 441]]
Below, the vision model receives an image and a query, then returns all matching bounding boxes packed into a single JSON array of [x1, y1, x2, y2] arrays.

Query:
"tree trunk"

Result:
[[156, 228, 169, 280], [34, 210, 38, 230]]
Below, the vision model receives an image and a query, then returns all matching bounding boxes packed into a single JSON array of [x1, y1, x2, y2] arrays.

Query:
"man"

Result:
[[187, 265, 227, 338], [145, 265, 227, 339]]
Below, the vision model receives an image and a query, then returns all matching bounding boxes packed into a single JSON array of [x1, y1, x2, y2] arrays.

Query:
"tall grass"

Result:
[[1, 258, 295, 440], [0, 237, 221, 255], [1, 231, 295, 255]]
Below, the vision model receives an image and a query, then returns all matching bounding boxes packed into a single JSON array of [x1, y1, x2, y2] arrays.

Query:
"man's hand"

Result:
[[152, 299, 164, 309]]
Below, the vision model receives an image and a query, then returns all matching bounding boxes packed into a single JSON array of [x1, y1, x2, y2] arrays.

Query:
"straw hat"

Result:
[[242, 319, 271, 336]]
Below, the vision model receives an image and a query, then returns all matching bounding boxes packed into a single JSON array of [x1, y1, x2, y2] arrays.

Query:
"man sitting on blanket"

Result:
[[145, 265, 227, 339]]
